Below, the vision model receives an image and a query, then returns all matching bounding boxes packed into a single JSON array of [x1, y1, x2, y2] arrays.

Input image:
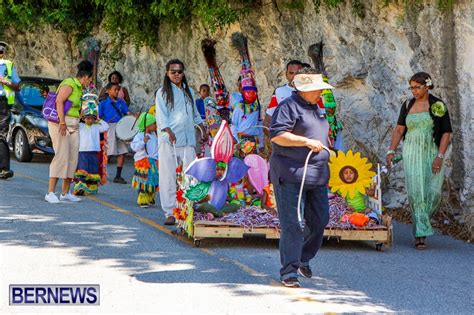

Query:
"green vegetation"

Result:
[[0, 0, 458, 48]]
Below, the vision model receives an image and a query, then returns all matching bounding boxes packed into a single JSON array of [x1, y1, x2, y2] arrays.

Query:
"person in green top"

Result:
[[45, 60, 94, 204]]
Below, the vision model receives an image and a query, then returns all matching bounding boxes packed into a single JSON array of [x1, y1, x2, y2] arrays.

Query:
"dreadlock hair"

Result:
[[162, 59, 194, 111]]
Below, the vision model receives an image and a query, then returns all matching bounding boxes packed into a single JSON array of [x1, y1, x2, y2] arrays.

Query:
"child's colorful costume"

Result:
[[328, 150, 380, 226], [230, 32, 263, 157], [73, 94, 109, 195], [131, 113, 159, 206], [185, 121, 249, 215]]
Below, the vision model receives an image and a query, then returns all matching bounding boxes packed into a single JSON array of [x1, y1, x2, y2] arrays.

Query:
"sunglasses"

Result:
[[169, 70, 183, 75]]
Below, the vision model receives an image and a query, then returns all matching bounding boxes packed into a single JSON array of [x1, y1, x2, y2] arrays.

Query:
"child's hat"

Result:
[[81, 93, 99, 118], [137, 112, 156, 131]]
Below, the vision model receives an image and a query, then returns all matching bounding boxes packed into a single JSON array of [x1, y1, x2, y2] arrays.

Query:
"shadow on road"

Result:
[[1, 159, 472, 313]]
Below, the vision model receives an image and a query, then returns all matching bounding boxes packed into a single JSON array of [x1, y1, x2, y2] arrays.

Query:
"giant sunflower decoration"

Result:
[[329, 150, 375, 198]]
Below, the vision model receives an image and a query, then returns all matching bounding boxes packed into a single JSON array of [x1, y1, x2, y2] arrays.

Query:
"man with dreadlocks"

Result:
[[155, 59, 207, 225]]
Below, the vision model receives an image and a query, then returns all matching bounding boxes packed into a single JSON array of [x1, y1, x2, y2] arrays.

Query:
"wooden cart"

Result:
[[192, 220, 280, 247], [191, 216, 392, 250], [190, 165, 393, 251]]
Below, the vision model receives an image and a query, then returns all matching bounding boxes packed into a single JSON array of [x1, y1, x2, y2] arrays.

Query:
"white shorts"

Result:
[[107, 123, 129, 156]]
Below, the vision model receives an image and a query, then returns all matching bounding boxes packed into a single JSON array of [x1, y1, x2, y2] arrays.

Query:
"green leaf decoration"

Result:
[[185, 182, 211, 202]]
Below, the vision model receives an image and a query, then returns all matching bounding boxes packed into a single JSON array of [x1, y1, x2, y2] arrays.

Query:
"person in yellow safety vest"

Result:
[[0, 42, 21, 179]]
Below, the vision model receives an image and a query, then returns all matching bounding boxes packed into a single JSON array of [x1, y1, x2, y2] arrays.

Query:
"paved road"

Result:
[[0, 156, 473, 314]]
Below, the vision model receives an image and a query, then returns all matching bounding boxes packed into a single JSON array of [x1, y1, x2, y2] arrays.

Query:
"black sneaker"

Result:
[[164, 216, 176, 226], [113, 177, 127, 184], [0, 170, 14, 179], [298, 265, 312, 278], [281, 277, 300, 288]]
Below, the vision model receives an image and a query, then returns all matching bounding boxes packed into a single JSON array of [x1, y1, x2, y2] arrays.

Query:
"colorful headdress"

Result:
[[81, 93, 99, 118], [231, 32, 259, 105], [137, 112, 156, 132]]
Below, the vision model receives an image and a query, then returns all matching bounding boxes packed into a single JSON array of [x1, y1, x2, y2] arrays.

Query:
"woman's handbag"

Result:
[[42, 92, 73, 123]]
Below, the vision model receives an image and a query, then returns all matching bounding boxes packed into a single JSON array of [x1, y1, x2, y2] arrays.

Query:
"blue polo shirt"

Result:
[[195, 98, 206, 120], [99, 96, 129, 123], [269, 93, 330, 186]]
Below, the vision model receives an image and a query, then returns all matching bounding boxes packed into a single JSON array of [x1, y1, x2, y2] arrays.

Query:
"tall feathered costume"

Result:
[[308, 42, 344, 149], [201, 39, 230, 109], [201, 38, 230, 126], [231, 32, 259, 107]]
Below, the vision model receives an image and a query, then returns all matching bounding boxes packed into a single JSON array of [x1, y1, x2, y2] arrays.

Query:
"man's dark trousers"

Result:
[[0, 96, 11, 171], [273, 180, 329, 280]]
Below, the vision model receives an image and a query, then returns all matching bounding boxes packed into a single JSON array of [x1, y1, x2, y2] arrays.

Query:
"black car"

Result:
[[7, 77, 61, 162]]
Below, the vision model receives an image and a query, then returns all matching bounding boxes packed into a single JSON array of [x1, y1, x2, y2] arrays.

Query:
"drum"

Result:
[[115, 115, 138, 142]]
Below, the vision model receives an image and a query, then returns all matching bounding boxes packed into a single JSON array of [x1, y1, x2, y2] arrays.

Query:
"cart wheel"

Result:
[[376, 243, 383, 251], [194, 240, 201, 247]]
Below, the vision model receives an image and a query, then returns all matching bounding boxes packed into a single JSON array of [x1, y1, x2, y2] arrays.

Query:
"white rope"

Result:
[[172, 142, 178, 167], [297, 145, 331, 229]]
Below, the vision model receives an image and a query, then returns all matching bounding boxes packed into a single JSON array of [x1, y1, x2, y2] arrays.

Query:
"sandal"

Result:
[[415, 237, 427, 250]]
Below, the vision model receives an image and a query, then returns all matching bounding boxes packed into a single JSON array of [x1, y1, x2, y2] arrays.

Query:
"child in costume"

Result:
[[328, 150, 381, 226], [230, 32, 264, 158], [73, 96, 109, 195], [230, 95, 264, 158], [131, 112, 159, 208], [321, 88, 344, 151]]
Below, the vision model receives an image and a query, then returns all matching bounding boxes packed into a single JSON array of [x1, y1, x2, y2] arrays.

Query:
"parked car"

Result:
[[7, 77, 61, 162]]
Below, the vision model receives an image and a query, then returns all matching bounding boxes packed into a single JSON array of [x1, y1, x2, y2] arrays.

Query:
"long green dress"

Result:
[[402, 112, 444, 237]]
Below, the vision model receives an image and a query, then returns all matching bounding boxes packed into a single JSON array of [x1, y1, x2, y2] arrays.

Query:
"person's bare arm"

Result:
[[432, 132, 451, 174], [0, 77, 20, 91], [271, 131, 323, 152], [386, 125, 406, 166]]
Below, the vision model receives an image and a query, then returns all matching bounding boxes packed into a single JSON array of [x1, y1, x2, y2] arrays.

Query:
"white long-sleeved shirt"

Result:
[[155, 83, 203, 147], [131, 132, 159, 161], [79, 120, 109, 152]]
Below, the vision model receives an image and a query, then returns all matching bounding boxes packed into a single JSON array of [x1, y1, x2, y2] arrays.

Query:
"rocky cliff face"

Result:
[[5, 0, 473, 226]]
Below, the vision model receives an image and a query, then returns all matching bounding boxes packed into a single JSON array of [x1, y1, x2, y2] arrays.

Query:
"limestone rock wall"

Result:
[[5, 0, 473, 222]]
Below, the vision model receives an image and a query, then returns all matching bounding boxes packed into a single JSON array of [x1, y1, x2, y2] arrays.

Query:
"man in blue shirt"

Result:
[[270, 68, 334, 288], [155, 59, 207, 225], [99, 82, 133, 184], [0, 42, 21, 179]]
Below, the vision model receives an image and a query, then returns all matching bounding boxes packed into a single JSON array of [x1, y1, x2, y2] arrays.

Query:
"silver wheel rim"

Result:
[[15, 132, 24, 157]]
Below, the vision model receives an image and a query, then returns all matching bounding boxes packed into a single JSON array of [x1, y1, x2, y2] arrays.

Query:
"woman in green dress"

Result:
[[387, 72, 452, 249]]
